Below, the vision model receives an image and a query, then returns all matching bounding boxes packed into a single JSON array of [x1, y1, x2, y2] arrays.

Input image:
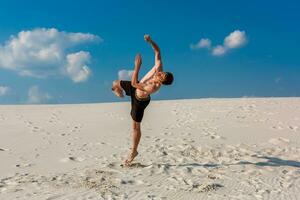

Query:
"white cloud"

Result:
[[65, 51, 91, 83], [224, 30, 247, 49], [212, 30, 247, 56], [212, 45, 226, 56], [190, 38, 211, 49], [118, 69, 134, 80], [192, 30, 247, 56], [27, 86, 52, 104], [0, 28, 101, 82], [0, 86, 9, 96]]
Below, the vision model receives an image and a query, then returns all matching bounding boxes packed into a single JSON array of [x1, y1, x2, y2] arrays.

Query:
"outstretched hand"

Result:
[[144, 34, 151, 42], [134, 54, 142, 71]]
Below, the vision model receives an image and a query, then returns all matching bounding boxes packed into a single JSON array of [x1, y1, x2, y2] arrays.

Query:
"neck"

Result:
[[153, 79, 161, 84]]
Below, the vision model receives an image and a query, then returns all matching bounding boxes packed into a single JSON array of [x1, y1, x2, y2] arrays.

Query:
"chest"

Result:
[[137, 82, 160, 96]]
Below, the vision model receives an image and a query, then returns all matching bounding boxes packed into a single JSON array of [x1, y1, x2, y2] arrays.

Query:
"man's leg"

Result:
[[112, 80, 124, 98], [131, 121, 141, 153], [124, 120, 141, 165]]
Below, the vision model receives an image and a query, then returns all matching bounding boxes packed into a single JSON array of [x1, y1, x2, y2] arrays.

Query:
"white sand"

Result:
[[0, 98, 300, 200]]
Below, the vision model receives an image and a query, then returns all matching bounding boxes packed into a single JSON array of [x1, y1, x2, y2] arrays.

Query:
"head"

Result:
[[155, 71, 174, 85]]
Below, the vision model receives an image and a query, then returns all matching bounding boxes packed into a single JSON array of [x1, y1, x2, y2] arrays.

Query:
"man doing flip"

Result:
[[111, 35, 174, 166]]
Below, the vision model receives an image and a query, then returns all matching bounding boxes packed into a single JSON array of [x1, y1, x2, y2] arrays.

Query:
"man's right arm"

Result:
[[140, 35, 163, 83], [145, 35, 163, 70]]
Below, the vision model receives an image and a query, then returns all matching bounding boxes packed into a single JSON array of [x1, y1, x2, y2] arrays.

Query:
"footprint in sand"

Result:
[[24, 120, 33, 127], [15, 163, 33, 168], [0, 148, 9, 152], [171, 109, 180, 115], [48, 110, 62, 123], [272, 125, 284, 130], [202, 131, 222, 140], [60, 156, 85, 163], [49, 113, 58, 123], [288, 125, 298, 131], [200, 126, 224, 140], [23, 120, 46, 134], [119, 178, 135, 185], [162, 131, 173, 136], [70, 124, 82, 133], [32, 126, 40, 132]]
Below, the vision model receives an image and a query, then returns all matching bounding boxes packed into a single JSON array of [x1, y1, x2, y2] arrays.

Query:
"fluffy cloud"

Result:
[[118, 69, 134, 80], [190, 38, 211, 49], [27, 86, 51, 104], [0, 86, 9, 96], [65, 51, 91, 83], [212, 30, 247, 56], [224, 30, 247, 49], [212, 45, 226, 56], [192, 30, 247, 56], [0, 28, 101, 82]]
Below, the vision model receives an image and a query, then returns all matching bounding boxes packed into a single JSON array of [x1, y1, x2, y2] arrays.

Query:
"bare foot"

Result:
[[111, 87, 124, 98], [124, 151, 139, 166]]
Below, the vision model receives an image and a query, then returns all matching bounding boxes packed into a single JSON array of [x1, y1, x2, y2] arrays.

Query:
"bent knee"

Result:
[[112, 80, 121, 88]]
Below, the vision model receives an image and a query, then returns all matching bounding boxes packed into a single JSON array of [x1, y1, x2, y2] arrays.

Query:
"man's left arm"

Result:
[[131, 54, 147, 91]]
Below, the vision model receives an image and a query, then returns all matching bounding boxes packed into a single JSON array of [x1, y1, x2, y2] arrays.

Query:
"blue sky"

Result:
[[0, 0, 299, 104]]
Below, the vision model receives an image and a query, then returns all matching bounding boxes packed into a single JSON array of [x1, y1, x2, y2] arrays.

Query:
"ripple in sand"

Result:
[[268, 137, 290, 145]]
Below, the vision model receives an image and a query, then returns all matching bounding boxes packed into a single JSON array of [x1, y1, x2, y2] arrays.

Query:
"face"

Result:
[[154, 71, 166, 83]]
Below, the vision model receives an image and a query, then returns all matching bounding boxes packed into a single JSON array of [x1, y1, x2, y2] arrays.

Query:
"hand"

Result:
[[144, 34, 151, 42], [134, 54, 142, 70]]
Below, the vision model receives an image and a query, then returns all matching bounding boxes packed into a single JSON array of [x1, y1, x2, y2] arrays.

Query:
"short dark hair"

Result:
[[162, 72, 174, 85]]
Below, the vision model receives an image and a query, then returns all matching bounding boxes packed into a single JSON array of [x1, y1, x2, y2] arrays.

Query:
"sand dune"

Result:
[[0, 98, 300, 199]]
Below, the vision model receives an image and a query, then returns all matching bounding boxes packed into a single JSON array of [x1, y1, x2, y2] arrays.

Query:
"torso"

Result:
[[136, 80, 161, 99]]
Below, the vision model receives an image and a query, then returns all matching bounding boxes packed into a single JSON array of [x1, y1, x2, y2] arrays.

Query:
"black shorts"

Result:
[[120, 80, 151, 122]]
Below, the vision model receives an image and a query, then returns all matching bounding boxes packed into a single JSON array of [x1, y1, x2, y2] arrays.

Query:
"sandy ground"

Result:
[[0, 98, 300, 200]]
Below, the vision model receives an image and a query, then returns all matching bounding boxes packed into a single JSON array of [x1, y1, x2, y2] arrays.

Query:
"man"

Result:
[[111, 35, 174, 166]]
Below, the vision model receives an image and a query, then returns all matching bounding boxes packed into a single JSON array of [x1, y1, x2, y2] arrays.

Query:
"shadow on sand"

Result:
[[237, 155, 300, 168], [153, 155, 300, 169]]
